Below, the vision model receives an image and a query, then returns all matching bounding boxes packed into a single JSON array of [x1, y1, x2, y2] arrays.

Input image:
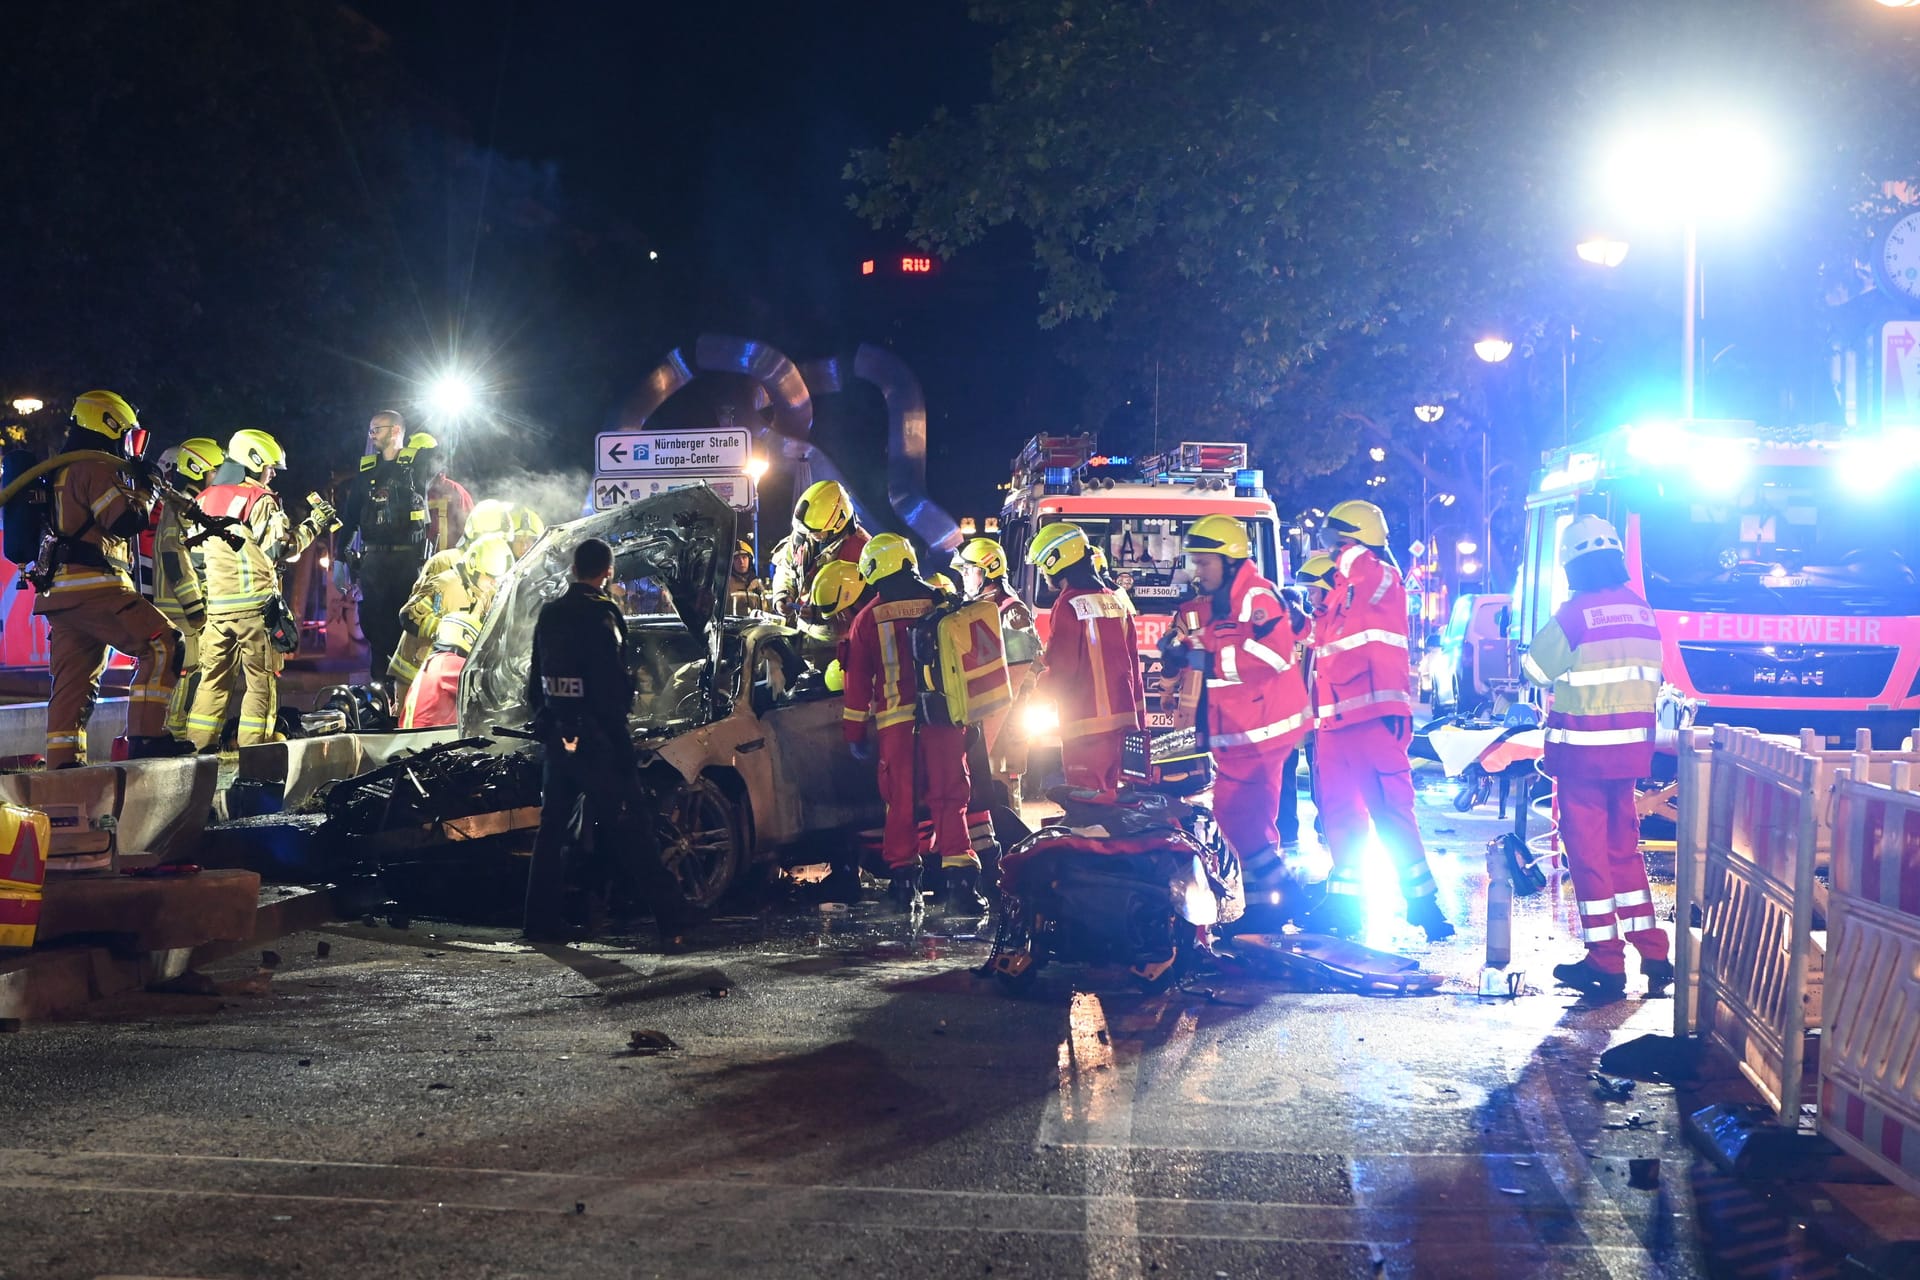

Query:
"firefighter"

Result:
[[770, 480, 869, 654], [523, 537, 689, 947], [390, 533, 513, 699], [187, 430, 336, 749], [400, 610, 480, 729], [808, 559, 870, 694], [1026, 521, 1145, 798], [841, 533, 980, 913], [1162, 515, 1312, 916], [153, 438, 225, 738], [339, 410, 430, 692], [727, 540, 764, 612], [411, 432, 473, 554], [1280, 553, 1337, 847], [1303, 501, 1453, 941], [1522, 515, 1670, 1000], [954, 536, 1040, 794], [34, 391, 191, 764]]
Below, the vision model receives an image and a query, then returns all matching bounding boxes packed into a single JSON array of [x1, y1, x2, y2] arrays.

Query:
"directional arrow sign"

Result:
[[595, 428, 749, 476], [592, 474, 754, 511]]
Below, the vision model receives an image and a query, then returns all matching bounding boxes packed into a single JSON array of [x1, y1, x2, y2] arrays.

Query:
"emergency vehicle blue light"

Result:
[[1044, 466, 1073, 486], [1235, 469, 1263, 488]]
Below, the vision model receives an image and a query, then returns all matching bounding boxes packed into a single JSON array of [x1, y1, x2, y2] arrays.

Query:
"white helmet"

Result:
[[1559, 515, 1623, 567]]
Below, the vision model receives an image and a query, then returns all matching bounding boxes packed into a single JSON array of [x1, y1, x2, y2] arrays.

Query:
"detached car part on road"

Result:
[[312, 487, 884, 915]]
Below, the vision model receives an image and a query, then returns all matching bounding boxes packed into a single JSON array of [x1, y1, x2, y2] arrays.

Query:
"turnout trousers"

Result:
[[1315, 717, 1440, 906], [186, 612, 277, 748], [1213, 745, 1291, 895], [43, 590, 180, 767], [876, 721, 972, 873], [1556, 775, 1668, 974]]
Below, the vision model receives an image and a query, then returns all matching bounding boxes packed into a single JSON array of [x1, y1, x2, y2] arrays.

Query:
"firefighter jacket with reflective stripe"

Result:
[[391, 561, 492, 684], [196, 482, 318, 616], [1312, 544, 1413, 726], [527, 582, 631, 746], [1039, 584, 1146, 739], [153, 498, 208, 628], [1522, 584, 1662, 779], [772, 526, 870, 638], [401, 650, 466, 729], [1178, 559, 1310, 756], [34, 457, 148, 612], [425, 475, 473, 554], [841, 593, 935, 736]]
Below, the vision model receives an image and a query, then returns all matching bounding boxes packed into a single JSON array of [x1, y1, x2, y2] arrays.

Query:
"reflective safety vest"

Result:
[[152, 499, 207, 629], [1312, 544, 1414, 726], [841, 594, 935, 735], [1039, 583, 1145, 739], [1178, 558, 1310, 756], [34, 457, 144, 612], [1522, 584, 1662, 779], [197, 481, 316, 616]]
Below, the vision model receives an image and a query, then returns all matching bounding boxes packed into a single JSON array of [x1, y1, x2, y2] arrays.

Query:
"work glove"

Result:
[[122, 457, 157, 492], [848, 732, 874, 762], [308, 497, 339, 530], [184, 603, 207, 632], [1385, 715, 1410, 743]]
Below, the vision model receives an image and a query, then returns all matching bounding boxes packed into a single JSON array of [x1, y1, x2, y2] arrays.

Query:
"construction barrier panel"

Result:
[[1819, 762, 1920, 1195], [1693, 725, 1821, 1127]]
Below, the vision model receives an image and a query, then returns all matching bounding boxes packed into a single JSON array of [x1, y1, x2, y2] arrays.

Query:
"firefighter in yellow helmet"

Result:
[[952, 535, 1038, 856], [400, 609, 482, 729], [727, 539, 765, 614], [33, 391, 193, 763], [153, 437, 225, 737], [769, 479, 870, 640], [1026, 521, 1144, 796], [389, 502, 542, 700], [808, 559, 869, 695], [186, 430, 337, 748], [404, 431, 473, 554], [390, 533, 514, 700]]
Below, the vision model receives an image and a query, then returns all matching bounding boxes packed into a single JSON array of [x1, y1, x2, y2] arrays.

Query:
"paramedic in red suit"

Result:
[[1162, 515, 1312, 917], [1522, 514, 1672, 1000], [1302, 500, 1454, 941], [840, 533, 978, 914], [1025, 522, 1144, 797]]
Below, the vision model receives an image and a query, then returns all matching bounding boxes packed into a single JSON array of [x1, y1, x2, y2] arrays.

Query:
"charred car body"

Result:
[[313, 487, 883, 914]]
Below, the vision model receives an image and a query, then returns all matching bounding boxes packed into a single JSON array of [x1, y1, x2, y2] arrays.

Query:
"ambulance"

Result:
[[1517, 420, 1920, 747], [997, 435, 1288, 752]]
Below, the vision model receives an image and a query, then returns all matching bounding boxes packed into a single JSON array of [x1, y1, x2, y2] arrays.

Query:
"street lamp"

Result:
[[9, 397, 43, 415], [1474, 337, 1514, 364], [744, 454, 771, 554], [1600, 112, 1775, 418], [1413, 404, 1445, 423], [1456, 539, 1479, 555], [1575, 237, 1631, 268], [425, 372, 478, 421]]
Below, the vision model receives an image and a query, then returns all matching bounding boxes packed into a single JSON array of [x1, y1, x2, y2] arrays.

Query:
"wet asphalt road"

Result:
[[0, 780, 1813, 1279]]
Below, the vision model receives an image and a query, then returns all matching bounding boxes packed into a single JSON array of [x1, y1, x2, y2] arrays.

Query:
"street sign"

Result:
[[595, 428, 750, 476], [592, 473, 754, 511]]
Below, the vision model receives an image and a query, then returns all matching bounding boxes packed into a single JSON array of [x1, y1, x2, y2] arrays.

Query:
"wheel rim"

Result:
[[658, 783, 736, 906]]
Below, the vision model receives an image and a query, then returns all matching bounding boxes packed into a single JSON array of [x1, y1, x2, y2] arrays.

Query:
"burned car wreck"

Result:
[[311, 486, 884, 916]]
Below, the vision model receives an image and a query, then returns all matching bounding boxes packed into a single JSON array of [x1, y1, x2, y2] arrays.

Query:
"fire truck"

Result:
[[996, 434, 1287, 747], [1517, 419, 1920, 747]]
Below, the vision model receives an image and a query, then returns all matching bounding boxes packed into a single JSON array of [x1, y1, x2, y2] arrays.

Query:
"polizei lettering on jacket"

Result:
[[1673, 613, 1886, 644]]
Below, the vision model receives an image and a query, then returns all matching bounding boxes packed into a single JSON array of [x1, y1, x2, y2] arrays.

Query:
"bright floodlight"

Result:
[[1369, 446, 1387, 462], [1457, 540, 1479, 555], [427, 373, 477, 419], [1413, 403, 1445, 423], [1576, 237, 1630, 268], [1474, 337, 1514, 363], [9, 397, 43, 415], [1602, 114, 1775, 224], [745, 455, 770, 482], [1875, 1, 1920, 8]]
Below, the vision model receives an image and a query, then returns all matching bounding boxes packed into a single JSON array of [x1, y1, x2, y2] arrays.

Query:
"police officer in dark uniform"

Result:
[[339, 409, 427, 693], [522, 538, 690, 947]]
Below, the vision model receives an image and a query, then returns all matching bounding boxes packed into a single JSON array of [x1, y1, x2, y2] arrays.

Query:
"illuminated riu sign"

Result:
[[860, 256, 936, 276]]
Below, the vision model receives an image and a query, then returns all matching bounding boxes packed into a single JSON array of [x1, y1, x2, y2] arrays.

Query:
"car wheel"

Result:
[[657, 777, 744, 909]]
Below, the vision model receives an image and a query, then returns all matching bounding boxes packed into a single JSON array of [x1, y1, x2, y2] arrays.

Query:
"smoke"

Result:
[[471, 470, 596, 525]]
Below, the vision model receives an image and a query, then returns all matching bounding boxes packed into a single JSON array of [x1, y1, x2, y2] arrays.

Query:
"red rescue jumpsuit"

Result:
[[1522, 584, 1668, 974], [1312, 543, 1441, 908], [1178, 560, 1311, 895], [841, 593, 973, 873], [400, 650, 466, 729], [1040, 582, 1145, 796]]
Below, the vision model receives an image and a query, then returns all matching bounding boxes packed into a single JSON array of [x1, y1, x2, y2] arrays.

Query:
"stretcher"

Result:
[[1231, 932, 1444, 996]]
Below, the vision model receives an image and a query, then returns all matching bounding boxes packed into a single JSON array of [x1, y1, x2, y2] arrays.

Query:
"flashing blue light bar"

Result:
[[1044, 466, 1074, 486], [1234, 468, 1264, 488]]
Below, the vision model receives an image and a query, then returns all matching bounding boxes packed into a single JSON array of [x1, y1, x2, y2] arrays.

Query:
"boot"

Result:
[[820, 863, 863, 905], [1641, 958, 1675, 999], [127, 734, 197, 760], [1553, 957, 1628, 1001], [1405, 896, 1456, 943], [885, 869, 924, 915], [943, 866, 990, 916], [1298, 892, 1363, 940]]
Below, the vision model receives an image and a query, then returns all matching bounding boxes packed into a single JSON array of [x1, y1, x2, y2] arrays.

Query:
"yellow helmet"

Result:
[[734, 539, 754, 559], [1326, 499, 1389, 550], [824, 658, 846, 693], [404, 431, 439, 452], [226, 429, 286, 476], [927, 572, 956, 594], [507, 505, 544, 539], [1294, 553, 1336, 587], [174, 437, 225, 485], [952, 537, 1008, 581], [810, 560, 867, 620], [464, 532, 514, 580], [794, 479, 854, 539], [1089, 546, 1110, 574], [465, 499, 513, 539], [1184, 513, 1253, 560], [1026, 521, 1090, 576], [433, 610, 482, 657], [858, 532, 917, 583], [71, 390, 140, 442]]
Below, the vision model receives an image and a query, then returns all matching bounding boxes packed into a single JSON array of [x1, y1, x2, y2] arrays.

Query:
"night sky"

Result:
[[353, 0, 1056, 522]]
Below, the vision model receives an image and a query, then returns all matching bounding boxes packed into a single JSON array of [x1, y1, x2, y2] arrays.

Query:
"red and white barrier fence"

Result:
[[1820, 762, 1920, 1194]]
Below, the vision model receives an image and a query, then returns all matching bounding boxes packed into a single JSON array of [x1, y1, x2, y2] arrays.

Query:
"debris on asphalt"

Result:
[[1498, 1187, 1526, 1196], [1604, 1112, 1654, 1131], [574, 1202, 587, 1214], [1597, 1032, 1705, 1083], [707, 986, 730, 999], [316, 941, 332, 958], [475, 1033, 494, 1042], [1590, 1072, 1637, 1101], [297, 1058, 312, 1067], [1628, 1158, 1661, 1189], [261, 950, 281, 969], [428, 1081, 451, 1090], [622, 1028, 680, 1056]]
